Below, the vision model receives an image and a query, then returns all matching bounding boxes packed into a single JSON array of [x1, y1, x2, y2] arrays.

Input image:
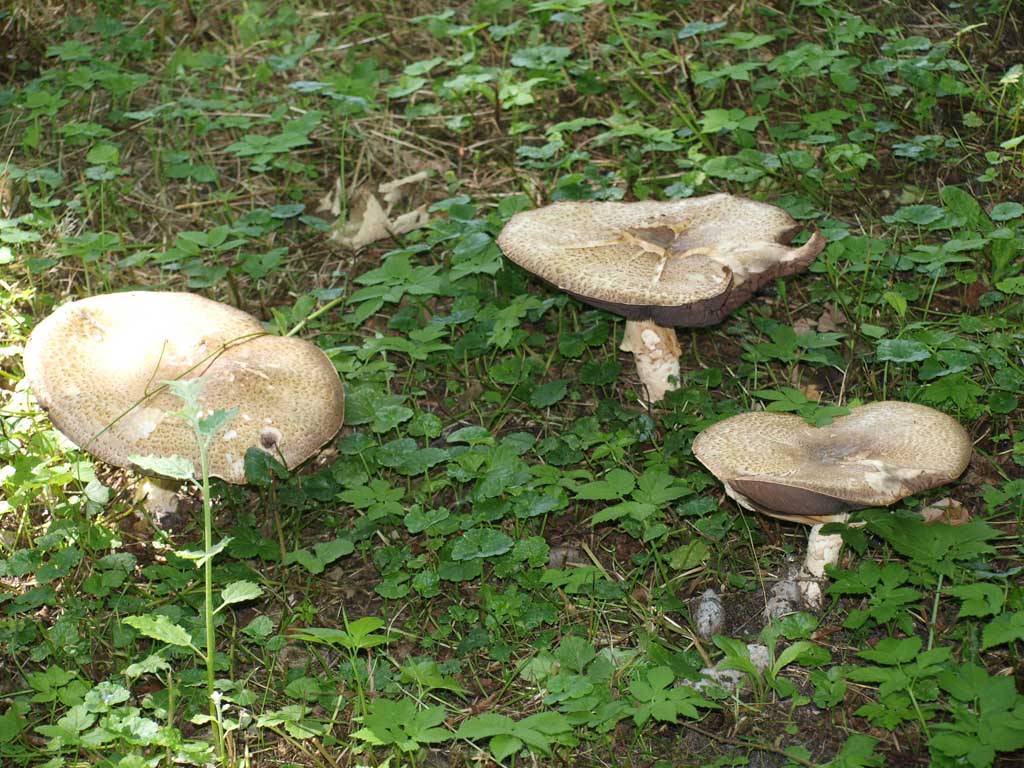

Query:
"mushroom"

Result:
[[22, 291, 345, 520], [497, 194, 825, 402], [692, 401, 972, 608]]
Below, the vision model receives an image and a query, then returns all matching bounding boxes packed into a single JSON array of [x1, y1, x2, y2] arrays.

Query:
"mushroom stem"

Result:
[[798, 522, 845, 609], [619, 319, 682, 403], [137, 476, 182, 523]]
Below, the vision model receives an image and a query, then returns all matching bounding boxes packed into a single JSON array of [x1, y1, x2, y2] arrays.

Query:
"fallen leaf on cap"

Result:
[[918, 497, 970, 526]]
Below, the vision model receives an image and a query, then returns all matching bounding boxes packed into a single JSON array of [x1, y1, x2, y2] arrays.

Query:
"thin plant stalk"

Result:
[[194, 421, 225, 762]]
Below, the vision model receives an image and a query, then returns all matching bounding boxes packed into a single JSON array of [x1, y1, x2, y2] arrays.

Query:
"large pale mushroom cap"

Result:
[[692, 402, 972, 524], [497, 193, 825, 326], [23, 291, 345, 484]]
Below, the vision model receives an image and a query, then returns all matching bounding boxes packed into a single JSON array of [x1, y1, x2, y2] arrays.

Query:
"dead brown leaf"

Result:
[[918, 498, 970, 526], [793, 316, 817, 334], [379, 171, 430, 208], [817, 305, 847, 332], [332, 190, 391, 250]]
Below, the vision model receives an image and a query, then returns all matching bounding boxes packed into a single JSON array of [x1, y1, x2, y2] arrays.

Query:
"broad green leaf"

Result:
[[772, 641, 830, 676], [575, 468, 635, 500], [666, 539, 709, 571], [947, 583, 1004, 618], [456, 713, 515, 739], [858, 636, 921, 665], [981, 612, 1024, 650], [124, 614, 194, 648], [530, 380, 568, 408], [129, 454, 194, 480], [990, 202, 1024, 221], [450, 528, 514, 560], [176, 537, 233, 565], [876, 338, 930, 363], [885, 204, 943, 225], [219, 580, 264, 608], [197, 406, 238, 439]]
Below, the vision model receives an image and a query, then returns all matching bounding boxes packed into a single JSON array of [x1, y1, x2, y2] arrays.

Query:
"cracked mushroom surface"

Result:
[[692, 401, 972, 607], [497, 194, 825, 401], [22, 291, 345, 485]]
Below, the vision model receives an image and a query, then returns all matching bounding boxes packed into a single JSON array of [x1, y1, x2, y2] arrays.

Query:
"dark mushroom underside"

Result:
[[728, 478, 862, 520]]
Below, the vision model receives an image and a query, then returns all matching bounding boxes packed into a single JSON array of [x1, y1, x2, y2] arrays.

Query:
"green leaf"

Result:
[[0, 708, 27, 744], [219, 580, 264, 608], [530, 380, 568, 408], [456, 712, 516, 739], [197, 406, 238, 439], [244, 447, 289, 485], [882, 290, 907, 318], [772, 641, 830, 676], [129, 454, 194, 480], [666, 539, 709, 571], [825, 734, 882, 768], [858, 636, 921, 665], [176, 536, 233, 566], [713, 636, 761, 676], [291, 619, 387, 651], [876, 338, 930, 363], [995, 277, 1024, 295], [886, 204, 944, 225], [939, 186, 986, 229], [947, 583, 1004, 618], [124, 614, 194, 648], [450, 528, 514, 560], [981, 612, 1024, 650], [490, 733, 525, 761], [579, 358, 620, 385], [285, 537, 354, 574], [575, 468, 635, 500], [990, 202, 1024, 221], [86, 143, 119, 165]]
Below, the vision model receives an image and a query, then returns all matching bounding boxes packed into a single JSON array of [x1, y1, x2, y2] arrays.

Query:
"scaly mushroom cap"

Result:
[[692, 401, 972, 525], [23, 291, 345, 484], [497, 194, 825, 326]]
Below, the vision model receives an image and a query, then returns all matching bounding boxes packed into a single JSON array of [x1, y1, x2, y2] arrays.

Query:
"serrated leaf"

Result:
[[197, 406, 238, 439], [947, 583, 1004, 618], [219, 580, 264, 607], [995, 277, 1024, 295], [981, 612, 1024, 650], [530, 380, 568, 408], [124, 614, 194, 648], [575, 468, 635, 500], [176, 537, 233, 565], [129, 454, 194, 480]]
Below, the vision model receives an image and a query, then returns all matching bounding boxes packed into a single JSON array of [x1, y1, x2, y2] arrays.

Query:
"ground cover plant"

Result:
[[1, 1, 1023, 766]]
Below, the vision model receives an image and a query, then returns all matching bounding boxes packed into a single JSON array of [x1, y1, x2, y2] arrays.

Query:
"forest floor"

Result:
[[1, 1, 1023, 766]]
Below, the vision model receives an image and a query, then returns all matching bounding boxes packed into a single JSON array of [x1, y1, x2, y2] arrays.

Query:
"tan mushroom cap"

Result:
[[23, 291, 345, 484], [692, 401, 972, 525], [497, 193, 825, 326]]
